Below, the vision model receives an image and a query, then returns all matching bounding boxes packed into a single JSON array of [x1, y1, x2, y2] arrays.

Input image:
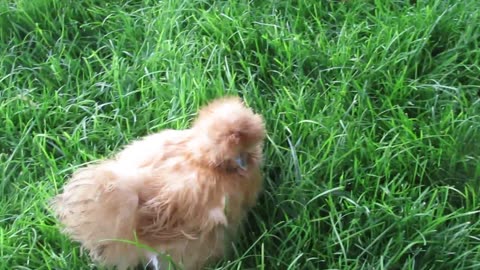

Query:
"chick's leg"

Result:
[[147, 253, 159, 270]]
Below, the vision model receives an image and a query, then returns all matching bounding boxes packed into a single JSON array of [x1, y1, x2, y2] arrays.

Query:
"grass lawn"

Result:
[[1, 0, 480, 269]]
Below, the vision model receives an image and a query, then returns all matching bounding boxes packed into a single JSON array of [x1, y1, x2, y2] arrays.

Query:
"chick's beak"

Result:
[[234, 153, 247, 170]]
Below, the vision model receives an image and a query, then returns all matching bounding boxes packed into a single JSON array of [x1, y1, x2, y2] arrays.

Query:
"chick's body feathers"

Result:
[[52, 97, 265, 270]]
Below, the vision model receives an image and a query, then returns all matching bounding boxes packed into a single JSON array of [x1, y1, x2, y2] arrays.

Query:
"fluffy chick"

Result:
[[51, 96, 266, 270]]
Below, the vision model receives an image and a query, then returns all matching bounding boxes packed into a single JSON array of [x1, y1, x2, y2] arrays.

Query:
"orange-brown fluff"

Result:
[[51, 96, 266, 270]]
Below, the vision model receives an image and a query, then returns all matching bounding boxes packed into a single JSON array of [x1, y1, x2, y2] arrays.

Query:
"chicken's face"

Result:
[[190, 97, 266, 172]]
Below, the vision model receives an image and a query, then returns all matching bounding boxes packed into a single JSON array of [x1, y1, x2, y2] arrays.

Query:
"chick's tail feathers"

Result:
[[51, 162, 146, 269], [191, 96, 266, 165]]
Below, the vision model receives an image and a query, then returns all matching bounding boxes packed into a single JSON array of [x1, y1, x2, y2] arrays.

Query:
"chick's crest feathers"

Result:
[[191, 96, 265, 166]]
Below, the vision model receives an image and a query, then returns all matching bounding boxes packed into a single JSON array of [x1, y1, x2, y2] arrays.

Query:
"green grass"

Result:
[[1, 0, 480, 269]]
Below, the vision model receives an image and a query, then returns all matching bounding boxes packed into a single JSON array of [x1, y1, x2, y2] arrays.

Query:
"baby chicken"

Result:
[[51, 96, 266, 270]]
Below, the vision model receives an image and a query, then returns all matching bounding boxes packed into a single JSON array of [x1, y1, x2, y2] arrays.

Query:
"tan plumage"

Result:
[[51, 97, 266, 270]]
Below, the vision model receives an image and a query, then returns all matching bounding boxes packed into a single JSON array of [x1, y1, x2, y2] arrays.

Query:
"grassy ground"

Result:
[[1, 0, 480, 269]]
